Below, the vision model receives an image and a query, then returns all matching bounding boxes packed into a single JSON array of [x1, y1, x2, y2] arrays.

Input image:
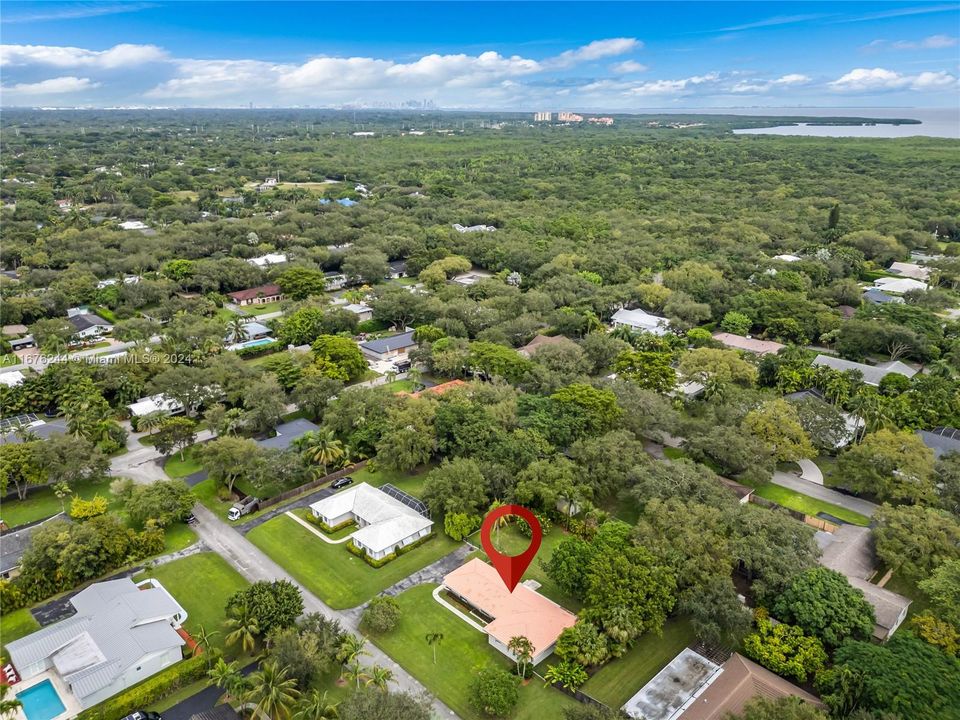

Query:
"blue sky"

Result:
[[1, 1, 958, 108]]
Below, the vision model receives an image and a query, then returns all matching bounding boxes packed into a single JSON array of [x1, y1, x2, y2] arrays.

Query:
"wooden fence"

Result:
[[748, 495, 839, 532], [254, 460, 369, 511]]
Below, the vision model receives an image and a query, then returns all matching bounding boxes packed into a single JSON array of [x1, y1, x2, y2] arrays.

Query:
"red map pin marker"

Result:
[[480, 504, 542, 593]]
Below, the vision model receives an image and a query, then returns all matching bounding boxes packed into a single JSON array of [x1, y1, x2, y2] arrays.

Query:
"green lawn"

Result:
[[581, 617, 695, 708], [1, 608, 40, 660], [368, 584, 579, 720], [134, 553, 249, 650], [162, 522, 199, 553], [243, 301, 284, 316], [0, 477, 121, 528], [164, 444, 203, 478], [381, 379, 416, 393], [351, 462, 435, 498], [192, 477, 234, 517], [247, 513, 460, 609], [753, 483, 871, 526], [468, 523, 583, 612]]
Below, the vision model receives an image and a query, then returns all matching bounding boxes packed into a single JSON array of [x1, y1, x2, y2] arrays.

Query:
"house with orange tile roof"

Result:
[[441, 558, 576, 665], [712, 332, 785, 356]]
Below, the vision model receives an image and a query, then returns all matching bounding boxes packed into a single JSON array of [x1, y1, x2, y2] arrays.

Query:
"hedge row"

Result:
[[345, 532, 436, 568], [77, 654, 207, 720], [306, 514, 356, 534]]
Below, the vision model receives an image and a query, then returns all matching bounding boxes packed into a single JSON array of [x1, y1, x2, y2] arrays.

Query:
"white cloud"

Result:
[[893, 34, 958, 49], [829, 67, 957, 92], [0, 43, 167, 68], [3, 76, 100, 95], [547, 38, 641, 68], [731, 73, 812, 93], [626, 72, 720, 96], [865, 34, 959, 51], [610, 60, 648, 74]]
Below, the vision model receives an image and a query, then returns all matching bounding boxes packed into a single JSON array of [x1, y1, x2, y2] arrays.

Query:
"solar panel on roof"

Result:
[[379, 483, 430, 519]]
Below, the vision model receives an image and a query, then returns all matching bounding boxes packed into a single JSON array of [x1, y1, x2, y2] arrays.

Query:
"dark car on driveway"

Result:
[[331, 476, 354, 490]]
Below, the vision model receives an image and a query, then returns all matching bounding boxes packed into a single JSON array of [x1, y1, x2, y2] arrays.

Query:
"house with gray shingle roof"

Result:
[[6, 577, 187, 708], [359, 330, 418, 361]]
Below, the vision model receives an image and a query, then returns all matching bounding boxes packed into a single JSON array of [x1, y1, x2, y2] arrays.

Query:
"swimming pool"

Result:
[[17, 679, 66, 720], [230, 337, 275, 351]]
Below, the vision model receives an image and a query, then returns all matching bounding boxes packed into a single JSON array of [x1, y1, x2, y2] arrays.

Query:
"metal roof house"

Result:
[[610, 308, 672, 336], [817, 524, 912, 641], [0, 515, 67, 579], [309, 482, 432, 561], [6, 578, 187, 709], [811, 355, 916, 387]]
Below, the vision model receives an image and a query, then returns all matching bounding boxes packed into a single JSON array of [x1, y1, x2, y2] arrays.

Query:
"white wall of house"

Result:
[[352, 526, 430, 560], [487, 635, 555, 667], [312, 509, 355, 527], [76, 647, 182, 708]]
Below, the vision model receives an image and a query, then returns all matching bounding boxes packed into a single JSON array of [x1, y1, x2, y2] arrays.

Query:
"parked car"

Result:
[[331, 476, 354, 490], [227, 496, 259, 521], [122, 712, 161, 720]]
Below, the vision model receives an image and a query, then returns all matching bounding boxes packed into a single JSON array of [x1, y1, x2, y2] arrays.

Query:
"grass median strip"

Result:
[[753, 483, 871, 526]]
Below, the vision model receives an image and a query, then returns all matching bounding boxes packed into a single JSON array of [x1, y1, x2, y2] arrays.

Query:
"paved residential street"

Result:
[[771, 471, 879, 518], [189, 503, 459, 719]]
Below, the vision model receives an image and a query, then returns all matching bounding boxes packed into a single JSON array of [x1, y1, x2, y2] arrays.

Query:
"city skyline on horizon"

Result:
[[1, 1, 958, 110]]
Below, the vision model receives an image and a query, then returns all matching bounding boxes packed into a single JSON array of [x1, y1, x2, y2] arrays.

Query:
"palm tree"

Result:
[[243, 661, 300, 720], [292, 690, 339, 720], [224, 603, 260, 653], [228, 315, 248, 344], [337, 634, 368, 678], [507, 635, 534, 679], [208, 657, 245, 704], [138, 409, 169, 435], [341, 661, 368, 691], [488, 500, 509, 545], [424, 632, 444, 665], [194, 624, 220, 666], [364, 665, 394, 692], [0, 684, 22, 720], [52, 481, 73, 512], [300, 429, 346, 476]]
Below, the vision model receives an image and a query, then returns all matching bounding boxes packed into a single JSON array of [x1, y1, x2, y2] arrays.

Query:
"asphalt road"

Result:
[[189, 503, 459, 719]]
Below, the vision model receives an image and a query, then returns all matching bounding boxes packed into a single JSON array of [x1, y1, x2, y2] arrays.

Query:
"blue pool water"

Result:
[[238, 337, 274, 349], [17, 680, 66, 720]]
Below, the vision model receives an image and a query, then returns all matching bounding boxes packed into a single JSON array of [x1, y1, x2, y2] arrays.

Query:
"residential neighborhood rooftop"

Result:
[[442, 558, 577, 658], [257, 418, 320, 450], [711, 333, 785, 356], [811, 354, 916, 386]]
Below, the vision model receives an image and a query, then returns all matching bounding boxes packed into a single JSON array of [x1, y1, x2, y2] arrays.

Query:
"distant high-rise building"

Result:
[[558, 112, 584, 122], [534, 111, 552, 122]]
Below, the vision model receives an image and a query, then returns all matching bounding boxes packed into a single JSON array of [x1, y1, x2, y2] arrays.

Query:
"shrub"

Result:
[[70, 495, 109, 520], [470, 664, 520, 718], [517, 511, 552, 537], [363, 595, 402, 632]]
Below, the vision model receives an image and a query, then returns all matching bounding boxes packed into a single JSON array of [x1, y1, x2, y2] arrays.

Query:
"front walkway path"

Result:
[[380, 544, 473, 598], [284, 510, 353, 544], [189, 503, 459, 718]]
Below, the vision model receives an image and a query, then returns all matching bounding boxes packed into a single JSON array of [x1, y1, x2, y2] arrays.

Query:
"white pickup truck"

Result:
[[227, 495, 259, 521]]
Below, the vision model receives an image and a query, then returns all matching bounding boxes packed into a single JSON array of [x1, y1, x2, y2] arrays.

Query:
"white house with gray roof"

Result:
[[6, 578, 186, 708], [309, 482, 432, 560], [812, 354, 916, 387]]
